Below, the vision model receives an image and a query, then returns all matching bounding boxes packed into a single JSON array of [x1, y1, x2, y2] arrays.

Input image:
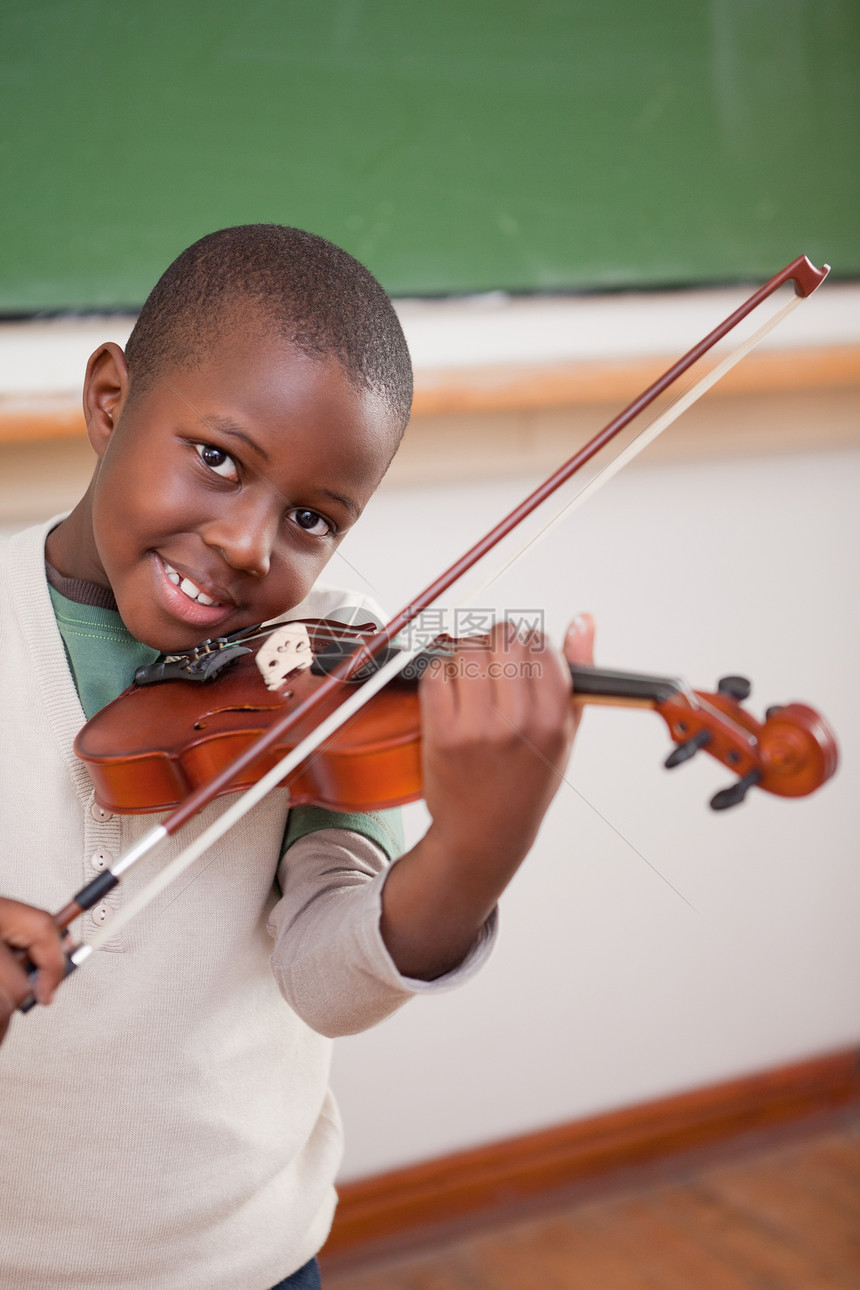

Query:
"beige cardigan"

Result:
[[0, 521, 494, 1290]]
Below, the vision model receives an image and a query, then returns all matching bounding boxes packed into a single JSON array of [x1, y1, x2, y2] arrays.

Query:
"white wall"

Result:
[[327, 446, 860, 1180]]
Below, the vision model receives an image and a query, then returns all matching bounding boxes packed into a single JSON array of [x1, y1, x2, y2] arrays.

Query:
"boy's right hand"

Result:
[[0, 898, 67, 1042], [380, 618, 593, 981]]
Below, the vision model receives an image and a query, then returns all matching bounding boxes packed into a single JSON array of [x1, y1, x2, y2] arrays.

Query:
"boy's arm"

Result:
[[381, 619, 593, 980], [269, 619, 592, 1034], [269, 826, 496, 1037], [0, 898, 67, 1042]]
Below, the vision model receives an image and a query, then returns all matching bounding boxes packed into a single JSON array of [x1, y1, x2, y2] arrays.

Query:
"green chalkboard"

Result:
[[2, 1, 858, 312]]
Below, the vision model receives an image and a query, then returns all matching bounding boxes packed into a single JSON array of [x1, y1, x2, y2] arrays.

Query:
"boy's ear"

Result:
[[82, 342, 130, 457]]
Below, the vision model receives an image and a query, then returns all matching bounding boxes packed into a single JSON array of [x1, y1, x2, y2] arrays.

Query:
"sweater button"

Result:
[[91, 904, 112, 927], [90, 849, 113, 872], [90, 801, 113, 822]]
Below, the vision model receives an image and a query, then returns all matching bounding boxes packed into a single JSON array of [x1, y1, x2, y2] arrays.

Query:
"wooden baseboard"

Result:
[[324, 1046, 860, 1261]]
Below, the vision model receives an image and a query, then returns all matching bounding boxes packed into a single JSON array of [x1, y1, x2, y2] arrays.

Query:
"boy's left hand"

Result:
[[380, 617, 595, 980]]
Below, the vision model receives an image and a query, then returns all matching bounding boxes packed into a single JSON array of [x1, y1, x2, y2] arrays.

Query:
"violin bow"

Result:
[[37, 254, 831, 978]]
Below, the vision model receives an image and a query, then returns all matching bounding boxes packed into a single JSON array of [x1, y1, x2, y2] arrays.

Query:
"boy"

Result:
[[0, 226, 592, 1288]]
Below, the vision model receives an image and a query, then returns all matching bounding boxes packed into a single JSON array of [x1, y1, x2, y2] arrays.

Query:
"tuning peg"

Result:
[[717, 675, 752, 701], [710, 769, 762, 811], [665, 728, 711, 768]]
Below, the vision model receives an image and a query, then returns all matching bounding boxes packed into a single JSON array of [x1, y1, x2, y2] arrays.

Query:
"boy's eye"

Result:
[[289, 508, 332, 537], [195, 442, 238, 481]]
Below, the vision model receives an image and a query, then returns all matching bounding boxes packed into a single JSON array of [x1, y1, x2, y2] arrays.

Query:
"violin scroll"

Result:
[[655, 675, 839, 810], [754, 702, 840, 797]]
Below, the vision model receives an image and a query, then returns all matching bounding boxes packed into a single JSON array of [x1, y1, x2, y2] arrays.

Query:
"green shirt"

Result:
[[48, 586, 404, 860]]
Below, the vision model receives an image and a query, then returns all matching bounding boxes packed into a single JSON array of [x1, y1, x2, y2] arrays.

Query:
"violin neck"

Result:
[[568, 664, 680, 708], [309, 636, 682, 709]]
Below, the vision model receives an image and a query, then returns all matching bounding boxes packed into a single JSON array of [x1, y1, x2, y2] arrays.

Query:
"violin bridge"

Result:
[[255, 623, 314, 691]]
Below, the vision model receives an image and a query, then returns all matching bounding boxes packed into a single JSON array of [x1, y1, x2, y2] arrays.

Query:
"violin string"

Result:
[[236, 622, 363, 648], [174, 618, 377, 663]]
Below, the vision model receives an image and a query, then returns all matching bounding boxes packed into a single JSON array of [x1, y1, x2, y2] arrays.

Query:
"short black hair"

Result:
[[124, 225, 412, 428]]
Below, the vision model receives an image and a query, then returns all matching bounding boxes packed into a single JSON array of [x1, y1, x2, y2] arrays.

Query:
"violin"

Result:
[[74, 618, 838, 817]]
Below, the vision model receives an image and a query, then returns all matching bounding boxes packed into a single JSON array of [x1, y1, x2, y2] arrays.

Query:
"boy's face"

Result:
[[78, 332, 399, 652]]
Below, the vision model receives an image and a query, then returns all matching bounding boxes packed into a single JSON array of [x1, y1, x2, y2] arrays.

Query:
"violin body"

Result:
[[75, 643, 424, 815]]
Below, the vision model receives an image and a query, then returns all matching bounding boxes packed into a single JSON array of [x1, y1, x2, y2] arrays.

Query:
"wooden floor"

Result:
[[322, 1110, 860, 1289]]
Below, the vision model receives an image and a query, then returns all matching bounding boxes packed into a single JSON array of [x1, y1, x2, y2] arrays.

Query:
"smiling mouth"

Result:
[[163, 561, 224, 607]]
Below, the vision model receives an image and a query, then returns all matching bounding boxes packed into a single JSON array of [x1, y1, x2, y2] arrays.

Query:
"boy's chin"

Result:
[[117, 608, 221, 655], [123, 606, 268, 656], [115, 586, 245, 653]]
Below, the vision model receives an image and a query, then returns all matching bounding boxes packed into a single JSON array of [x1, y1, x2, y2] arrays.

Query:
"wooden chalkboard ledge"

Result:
[[1, 343, 858, 448], [411, 344, 860, 416]]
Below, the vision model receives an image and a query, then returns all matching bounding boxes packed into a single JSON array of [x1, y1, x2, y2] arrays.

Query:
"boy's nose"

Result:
[[200, 501, 277, 578]]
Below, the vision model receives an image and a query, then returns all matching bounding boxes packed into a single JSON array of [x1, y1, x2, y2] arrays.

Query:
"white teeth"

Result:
[[163, 561, 220, 606]]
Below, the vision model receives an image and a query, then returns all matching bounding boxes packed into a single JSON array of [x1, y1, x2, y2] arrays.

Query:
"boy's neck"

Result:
[[45, 560, 118, 611]]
